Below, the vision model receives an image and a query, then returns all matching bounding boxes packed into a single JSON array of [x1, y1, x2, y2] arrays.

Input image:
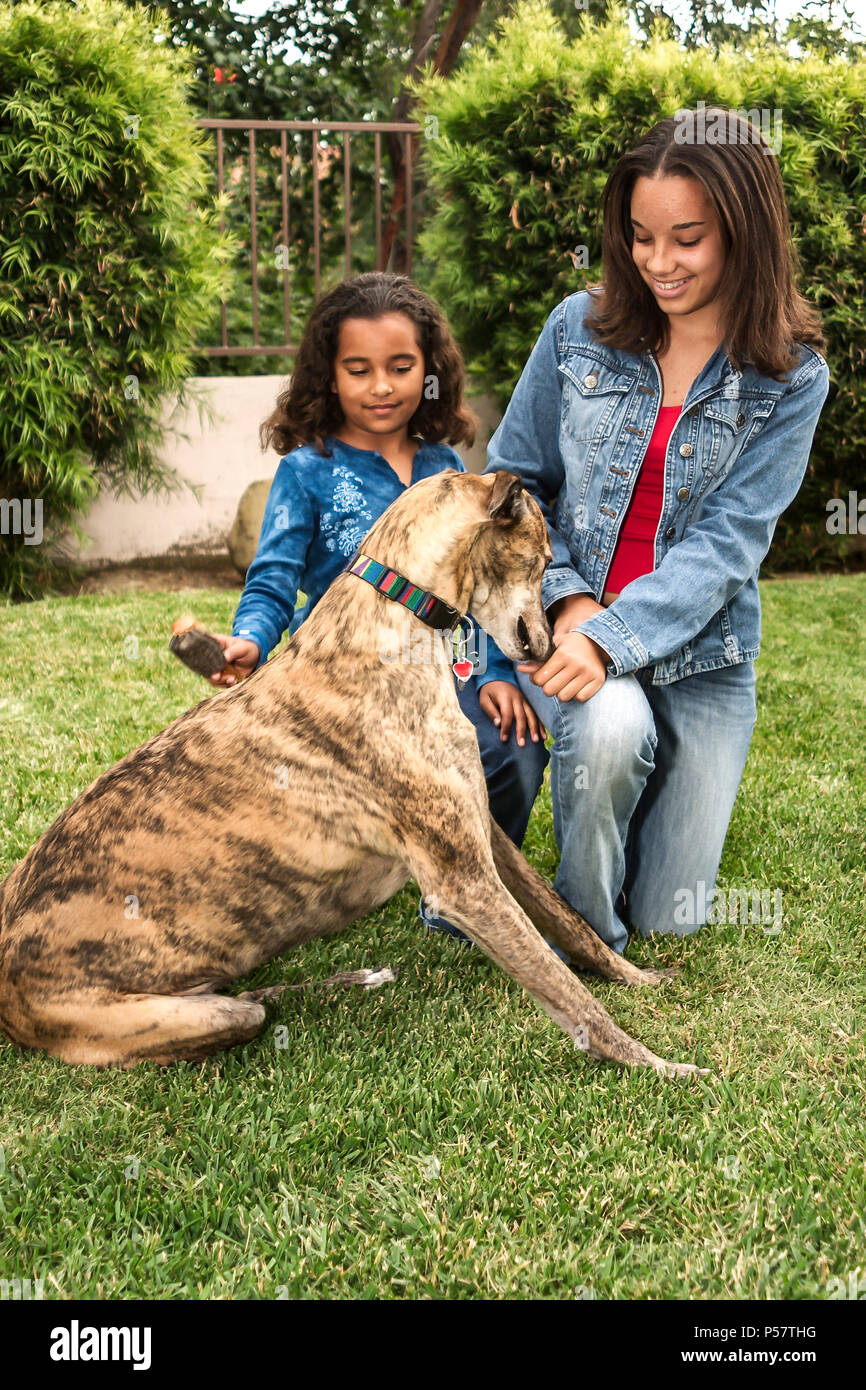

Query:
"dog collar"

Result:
[[345, 549, 462, 628], [343, 548, 481, 688]]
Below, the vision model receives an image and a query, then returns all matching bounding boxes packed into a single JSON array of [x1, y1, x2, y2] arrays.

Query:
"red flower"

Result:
[[214, 67, 223, 82]]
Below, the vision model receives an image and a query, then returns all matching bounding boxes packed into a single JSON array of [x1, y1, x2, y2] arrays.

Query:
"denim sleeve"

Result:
[[447, 452, 519, 689], [484, 300, 595, 612], [231, 457, 316, 669], [475, 641, 517, 689], [578, 361, 831, 674]]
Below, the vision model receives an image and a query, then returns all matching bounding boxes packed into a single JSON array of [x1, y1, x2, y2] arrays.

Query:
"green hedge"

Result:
[[411, 0, 866, 572], [0, 0, 232, 598]]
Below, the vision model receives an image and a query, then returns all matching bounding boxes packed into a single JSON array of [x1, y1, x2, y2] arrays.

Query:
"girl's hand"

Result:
[[517, 631, 609, 703], [478, 680, 548, 745], [207, 635, 260, 686]]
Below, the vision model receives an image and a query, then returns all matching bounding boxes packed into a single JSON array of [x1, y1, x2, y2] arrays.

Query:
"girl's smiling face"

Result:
[[630, 173, 727, 326], [330, 311, 427, 449]]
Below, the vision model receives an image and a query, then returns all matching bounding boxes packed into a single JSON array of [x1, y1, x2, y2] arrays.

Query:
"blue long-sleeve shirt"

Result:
[[231, 433, 516, 687]]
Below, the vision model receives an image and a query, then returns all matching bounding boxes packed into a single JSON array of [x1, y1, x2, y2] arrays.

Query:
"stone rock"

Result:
[[228, 479, 272, 576]]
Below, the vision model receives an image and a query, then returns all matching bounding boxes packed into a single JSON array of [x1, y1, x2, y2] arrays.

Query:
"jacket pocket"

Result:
[[558, 352, 634, 443], [699, 395, 778, 477]]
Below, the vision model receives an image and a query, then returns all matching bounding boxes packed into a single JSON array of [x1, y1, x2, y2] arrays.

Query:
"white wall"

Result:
[[50, 377, 502, 567]]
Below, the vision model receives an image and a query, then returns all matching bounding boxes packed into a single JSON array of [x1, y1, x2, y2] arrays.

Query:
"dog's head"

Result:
[[462, 471, 555, 665], [357, 468, 555, 666]]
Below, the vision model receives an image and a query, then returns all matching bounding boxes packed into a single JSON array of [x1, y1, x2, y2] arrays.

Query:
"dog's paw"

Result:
[[633, 964, 679, 986], [236, 984, 285, 1004], [651, 1057, 712, 1079]]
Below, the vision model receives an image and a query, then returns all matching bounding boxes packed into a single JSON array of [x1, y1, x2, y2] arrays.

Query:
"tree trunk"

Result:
[[381, 0, 485, 273]]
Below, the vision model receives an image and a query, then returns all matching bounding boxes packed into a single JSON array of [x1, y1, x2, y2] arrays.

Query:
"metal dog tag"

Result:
[[451, 618, 480, 690]]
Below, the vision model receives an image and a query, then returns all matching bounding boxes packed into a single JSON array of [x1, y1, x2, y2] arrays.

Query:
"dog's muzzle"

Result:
[[518, 614, 555, 664]]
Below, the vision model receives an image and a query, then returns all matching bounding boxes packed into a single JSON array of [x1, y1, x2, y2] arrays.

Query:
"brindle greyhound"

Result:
[[0, 470, 707, 1077]]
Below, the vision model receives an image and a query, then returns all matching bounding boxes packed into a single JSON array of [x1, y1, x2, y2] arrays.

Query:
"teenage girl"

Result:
[[204, 271, 556, 949], [485, 106, 830, 954]]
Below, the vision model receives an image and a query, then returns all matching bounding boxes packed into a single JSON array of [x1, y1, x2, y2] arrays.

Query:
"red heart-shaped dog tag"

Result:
[[453, 659, 473, 680]]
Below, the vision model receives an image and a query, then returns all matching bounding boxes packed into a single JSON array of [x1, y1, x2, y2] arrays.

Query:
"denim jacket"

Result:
[[231, 433, 515, 687], [484, 289, 831, 684]]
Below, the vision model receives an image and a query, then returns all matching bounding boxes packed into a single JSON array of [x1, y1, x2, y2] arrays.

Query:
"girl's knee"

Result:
[[556, 673, 655, 763]]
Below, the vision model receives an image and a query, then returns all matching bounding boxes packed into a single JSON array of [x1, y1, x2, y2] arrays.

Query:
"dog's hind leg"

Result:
[[488, 818, 675, 987], [6, 989, 270, 1068]]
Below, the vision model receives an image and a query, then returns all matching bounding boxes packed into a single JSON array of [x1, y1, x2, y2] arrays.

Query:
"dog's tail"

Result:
[[488, 817, 675, 988]]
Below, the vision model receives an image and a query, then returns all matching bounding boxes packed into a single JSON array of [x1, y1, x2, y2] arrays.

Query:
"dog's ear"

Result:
[[487, 471, 529, 524]]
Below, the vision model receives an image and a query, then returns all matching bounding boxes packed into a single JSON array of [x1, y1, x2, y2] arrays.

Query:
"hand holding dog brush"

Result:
[[169, 614, 258, 686]]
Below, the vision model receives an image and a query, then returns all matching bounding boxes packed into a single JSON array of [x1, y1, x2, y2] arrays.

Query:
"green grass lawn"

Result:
[[0, 574, 863, 1300]]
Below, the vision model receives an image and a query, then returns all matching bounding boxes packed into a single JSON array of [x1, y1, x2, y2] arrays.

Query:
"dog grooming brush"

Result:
[[169, 614, 246, 681]]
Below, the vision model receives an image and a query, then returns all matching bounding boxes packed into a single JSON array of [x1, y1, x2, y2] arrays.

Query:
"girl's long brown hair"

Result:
[[260, 272, 478, 456], [584, 107, 827, 379]]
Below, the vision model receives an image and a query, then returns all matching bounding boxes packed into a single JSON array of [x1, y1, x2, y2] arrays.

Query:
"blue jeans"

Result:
[[419, 674, 550, 942], [513, 660, 758, 954], [459, 675, 550, 847]]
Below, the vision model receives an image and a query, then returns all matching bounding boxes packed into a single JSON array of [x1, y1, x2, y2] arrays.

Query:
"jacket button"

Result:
[[583, 373, 598, 388], [679, 443, 693, 457], [736, 411, 745, 427], [665, 527, 676, 539], [677, 486, 690, 501]]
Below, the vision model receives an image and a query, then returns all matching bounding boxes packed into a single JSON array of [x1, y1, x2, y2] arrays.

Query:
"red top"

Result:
[[605, 406, 680, 594]]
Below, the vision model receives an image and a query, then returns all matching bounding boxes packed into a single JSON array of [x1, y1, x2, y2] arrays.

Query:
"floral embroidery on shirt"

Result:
[[331, 469, 370, 513], [322, 466, 373, 556]]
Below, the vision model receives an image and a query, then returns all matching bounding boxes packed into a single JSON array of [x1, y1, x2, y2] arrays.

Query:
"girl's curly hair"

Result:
[[260, 272, 478, 456]]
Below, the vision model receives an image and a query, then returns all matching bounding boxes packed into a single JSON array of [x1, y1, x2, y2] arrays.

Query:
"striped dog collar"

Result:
[[345, 549, 464, 632], [343, 548, 480, 687]]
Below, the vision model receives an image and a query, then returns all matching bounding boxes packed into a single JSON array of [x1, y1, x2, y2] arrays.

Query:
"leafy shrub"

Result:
[[0, 0, 232, 597]]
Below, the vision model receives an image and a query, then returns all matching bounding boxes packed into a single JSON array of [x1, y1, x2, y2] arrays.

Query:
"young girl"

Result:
[[206, 271, 556, 949], [485, 106, 830, 955]]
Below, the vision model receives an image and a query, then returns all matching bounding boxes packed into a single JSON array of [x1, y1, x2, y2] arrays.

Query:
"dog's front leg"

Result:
[[412, 845, 707, 1079]]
